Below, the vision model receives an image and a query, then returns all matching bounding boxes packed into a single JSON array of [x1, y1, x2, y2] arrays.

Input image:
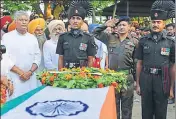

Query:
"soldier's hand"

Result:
[[105, 19, 116, 27], [169, 88, 174, 99], [136, 85, 141, 96]]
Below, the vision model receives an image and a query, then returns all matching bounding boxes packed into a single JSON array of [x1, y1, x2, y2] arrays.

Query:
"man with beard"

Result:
[[56, 4, 96, 70], [135, 0, 175, 119], [43, 20, 65, 70], [166, 23, 175, 39], [28, 18, 47, 71]]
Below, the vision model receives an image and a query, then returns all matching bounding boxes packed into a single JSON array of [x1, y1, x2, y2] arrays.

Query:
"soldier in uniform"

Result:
[[56, 3, 96, 70], [135, 1, 175, 119], [108, 17, 138, 119]]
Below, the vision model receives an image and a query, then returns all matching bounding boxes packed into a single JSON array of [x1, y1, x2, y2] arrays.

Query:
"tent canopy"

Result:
[[102, 0, 175, 17]]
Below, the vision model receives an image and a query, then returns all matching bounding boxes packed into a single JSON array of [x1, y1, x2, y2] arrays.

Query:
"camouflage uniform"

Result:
[[108, 37, 138, 119]]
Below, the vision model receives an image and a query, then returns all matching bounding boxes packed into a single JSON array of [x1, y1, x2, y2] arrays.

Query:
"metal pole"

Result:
[[127, 0, 129, 17]]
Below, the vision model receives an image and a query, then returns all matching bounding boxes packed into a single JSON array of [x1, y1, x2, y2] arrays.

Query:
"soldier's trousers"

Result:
[[139, 71, 168, 119], [115, 74, 134, 119]]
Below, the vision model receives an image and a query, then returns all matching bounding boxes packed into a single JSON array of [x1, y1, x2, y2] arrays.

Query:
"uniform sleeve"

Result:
[[87, 36, 96, 56], [56, 35, 64, 55], [43, 42, 57, 70], [135, 39, 143, 60], [170, 40, 175, 63]]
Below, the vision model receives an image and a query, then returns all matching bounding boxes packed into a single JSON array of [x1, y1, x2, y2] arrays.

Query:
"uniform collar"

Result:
[[69, 29, 83, 36], [147, 30, 167, 39]]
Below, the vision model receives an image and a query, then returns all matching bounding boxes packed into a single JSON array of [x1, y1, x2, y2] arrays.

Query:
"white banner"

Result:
[[2, 86, 109, 119]]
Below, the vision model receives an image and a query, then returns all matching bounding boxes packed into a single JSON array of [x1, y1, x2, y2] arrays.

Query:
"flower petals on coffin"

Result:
[[26, 100, 89, 117]]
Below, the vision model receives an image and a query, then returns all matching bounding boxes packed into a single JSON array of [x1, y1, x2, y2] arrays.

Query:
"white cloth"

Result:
[[2, 86, 109, 119], [100, 43, 108, 69], [43, 39, 59, 70], [1, 53, 14, 76], [94, 37, 103, 59], [2, 30, 41, 99]]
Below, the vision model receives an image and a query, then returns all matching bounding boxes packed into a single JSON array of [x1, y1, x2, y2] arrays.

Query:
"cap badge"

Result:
[[75, 10, 78, 13], [154, 13, 158, 17]]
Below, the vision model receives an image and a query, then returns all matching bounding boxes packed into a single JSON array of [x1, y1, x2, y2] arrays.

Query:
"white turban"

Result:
[[47, 20, 65, 33]]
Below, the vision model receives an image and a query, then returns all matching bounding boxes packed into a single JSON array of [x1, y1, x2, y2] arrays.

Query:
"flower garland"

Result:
[[1, 85, 7, 106], [37, 67, 128, 91]]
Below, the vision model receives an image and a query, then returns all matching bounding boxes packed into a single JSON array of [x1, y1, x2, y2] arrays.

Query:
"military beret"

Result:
[[116, 16, 131, 26]]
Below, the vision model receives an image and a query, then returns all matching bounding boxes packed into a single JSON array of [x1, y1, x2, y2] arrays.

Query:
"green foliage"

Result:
[[91, 0, 114, 15], [37, 67, 128, 91], [1, 0, 37, 15]]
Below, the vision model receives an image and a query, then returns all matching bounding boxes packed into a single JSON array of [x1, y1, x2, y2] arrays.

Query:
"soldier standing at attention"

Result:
[[109, 17, 138, 119], [56, 2, 96, 70], [135, 0, 175, 119]]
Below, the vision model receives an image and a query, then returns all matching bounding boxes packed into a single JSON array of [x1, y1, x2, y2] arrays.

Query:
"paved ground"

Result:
[[132, 92, 175, 119]]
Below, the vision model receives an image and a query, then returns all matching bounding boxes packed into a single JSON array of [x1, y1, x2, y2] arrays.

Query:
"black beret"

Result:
[[68, 6, 86, 20], [116, 16, 130, 26]]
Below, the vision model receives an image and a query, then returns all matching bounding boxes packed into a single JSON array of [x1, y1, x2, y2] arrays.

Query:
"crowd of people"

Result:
[[0, 0, 175, 119]]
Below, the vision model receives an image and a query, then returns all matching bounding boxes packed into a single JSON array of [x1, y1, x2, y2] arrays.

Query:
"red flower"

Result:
[[111, 82, 119, 88], [98, 83, 104, 88]]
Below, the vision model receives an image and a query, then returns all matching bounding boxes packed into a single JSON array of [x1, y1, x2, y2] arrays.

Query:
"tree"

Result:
[[91, 0, 114, 23]]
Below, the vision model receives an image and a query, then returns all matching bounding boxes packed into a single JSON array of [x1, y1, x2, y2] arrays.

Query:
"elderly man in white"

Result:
[[43, 20, 65, 70], [2, 11, 41, 99]]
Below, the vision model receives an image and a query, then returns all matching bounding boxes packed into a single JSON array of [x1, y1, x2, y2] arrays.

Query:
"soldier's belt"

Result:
[[116, 67, 133, 74], [143, 67, 162, 75], [65, 62, 80, 68]]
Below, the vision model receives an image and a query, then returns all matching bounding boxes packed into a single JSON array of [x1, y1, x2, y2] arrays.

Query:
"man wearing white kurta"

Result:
[[2, 11, 41, 99], [43, 20, 65, 70]]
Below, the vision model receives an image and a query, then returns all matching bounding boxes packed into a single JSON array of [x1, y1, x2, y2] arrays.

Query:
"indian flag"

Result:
[[1, 86, 117, 119]]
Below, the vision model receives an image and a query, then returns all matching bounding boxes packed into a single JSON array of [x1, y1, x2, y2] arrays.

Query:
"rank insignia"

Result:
[[79, 43, 87, 51], [154, 13, 158, 17], [161, 48, 170, 56]]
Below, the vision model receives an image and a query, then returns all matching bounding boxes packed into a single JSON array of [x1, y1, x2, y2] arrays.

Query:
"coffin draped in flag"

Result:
[[1, 86, 117, 119]]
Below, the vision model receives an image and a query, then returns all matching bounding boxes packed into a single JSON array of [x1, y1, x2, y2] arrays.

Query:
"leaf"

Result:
[[67, 80, 76, 89]]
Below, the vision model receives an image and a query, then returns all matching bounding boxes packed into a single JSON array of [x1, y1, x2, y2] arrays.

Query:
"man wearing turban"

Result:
[[8, 20, 16, 32], [0, 16, 12, 37], [28, 18, 47, 71], [43, 20, 65, 70]]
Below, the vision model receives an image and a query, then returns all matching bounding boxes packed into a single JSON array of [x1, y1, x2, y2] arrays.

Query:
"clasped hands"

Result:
[[19, 71, 33, 81]]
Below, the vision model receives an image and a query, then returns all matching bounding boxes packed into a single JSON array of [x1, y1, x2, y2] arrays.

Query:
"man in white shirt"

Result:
[[43, 20, 65, 70], [2, 11, 41, 99]]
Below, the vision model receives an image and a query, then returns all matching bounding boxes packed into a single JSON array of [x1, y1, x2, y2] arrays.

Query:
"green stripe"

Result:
[[1, 86, 45, 116]]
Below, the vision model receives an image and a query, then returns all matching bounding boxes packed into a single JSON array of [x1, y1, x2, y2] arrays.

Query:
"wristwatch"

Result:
[[29, 70, 34, 75]]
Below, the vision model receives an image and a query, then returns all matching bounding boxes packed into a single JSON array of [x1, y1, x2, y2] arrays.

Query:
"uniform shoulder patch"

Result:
[[83, 32, 92, 37], [59, 32, 68, 37], [166, 36, 175, 42]]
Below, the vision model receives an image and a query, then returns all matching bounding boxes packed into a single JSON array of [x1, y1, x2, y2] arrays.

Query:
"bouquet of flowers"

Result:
[[37, 67, 128, 91]]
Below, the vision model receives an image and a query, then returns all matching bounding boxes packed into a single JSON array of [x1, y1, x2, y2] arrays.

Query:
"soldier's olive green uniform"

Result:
[[56, 30, 96, 68], [109, 37, 137, 119], [135, 32, 175, 119]]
